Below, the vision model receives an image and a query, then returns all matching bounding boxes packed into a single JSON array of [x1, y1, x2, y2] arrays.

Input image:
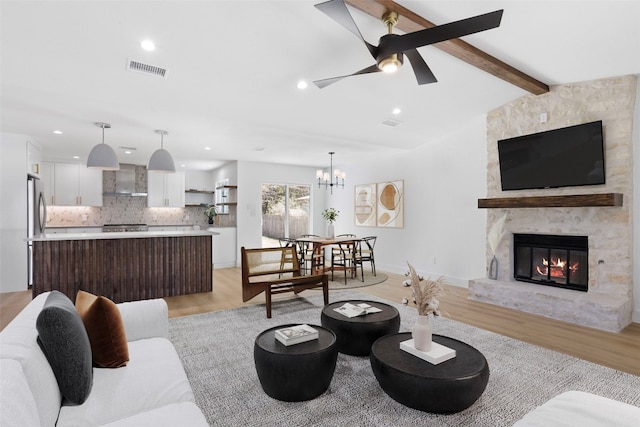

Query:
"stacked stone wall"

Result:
[[469, 75, 636, 332]]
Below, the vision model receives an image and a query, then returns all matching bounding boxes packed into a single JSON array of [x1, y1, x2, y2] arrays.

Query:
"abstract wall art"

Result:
[[354, 180, 404, 228], [354, 183, 377, 227], [376, 180, 403, 228]]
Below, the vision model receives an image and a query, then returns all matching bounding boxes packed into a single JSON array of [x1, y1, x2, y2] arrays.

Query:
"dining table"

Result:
[[295, 236, 361, 276]]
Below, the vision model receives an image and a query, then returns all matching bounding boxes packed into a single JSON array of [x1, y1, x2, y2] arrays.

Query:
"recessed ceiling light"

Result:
[[53, 130, 63, 135], [140, 40, 155, 51], [72, 155, 80, 159], [204, 147, 211, 150], [392, 108, 402, 115], [180, 164, 186, 168], [297, 80, 308, 90], [124, 150, 132, 154]]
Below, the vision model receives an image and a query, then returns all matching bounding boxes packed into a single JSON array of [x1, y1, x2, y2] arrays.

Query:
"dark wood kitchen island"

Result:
[[30, 229, 218, 303]]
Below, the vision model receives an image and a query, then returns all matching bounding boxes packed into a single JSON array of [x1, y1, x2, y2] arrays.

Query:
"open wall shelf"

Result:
[[186, 189, 215, 194], [477, 193, 623, 209]]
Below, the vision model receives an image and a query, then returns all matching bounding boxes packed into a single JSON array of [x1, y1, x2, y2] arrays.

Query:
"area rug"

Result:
[[327, 271, 387, 290], [168, 289, 640, 427]]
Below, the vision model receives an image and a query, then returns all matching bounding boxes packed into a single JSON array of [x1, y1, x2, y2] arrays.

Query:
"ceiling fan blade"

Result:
[[313, 64, 381, 89], [381, 10, 503, 57], [315, 0, 377, 58], [404, 49, 437, 85]]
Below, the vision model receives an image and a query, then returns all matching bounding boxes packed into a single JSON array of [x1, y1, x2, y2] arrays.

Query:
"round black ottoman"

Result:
[[321, 300, 400, 356], [370, 333, 489, 413], [254, 324, 337, 402]]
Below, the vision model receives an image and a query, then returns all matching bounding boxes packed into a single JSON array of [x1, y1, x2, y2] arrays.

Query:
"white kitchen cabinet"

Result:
[[212, 227, 237, 269], [147, 171, 185, 207], [53, 163, 103, 206], [26, 141, 42, 178]]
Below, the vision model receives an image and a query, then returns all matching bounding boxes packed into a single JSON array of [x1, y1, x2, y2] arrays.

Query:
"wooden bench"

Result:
[[241, 246, 329, 318]]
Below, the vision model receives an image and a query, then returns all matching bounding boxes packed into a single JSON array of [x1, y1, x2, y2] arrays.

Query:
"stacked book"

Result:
[[333, 302, 382, 318], [274, 324, 319, 346]]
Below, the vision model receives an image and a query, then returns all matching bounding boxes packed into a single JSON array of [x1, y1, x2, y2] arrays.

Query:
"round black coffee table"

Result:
[[254, 324, 337, 402], [321, 300, 400, 356], [370, 333, 489, 413]]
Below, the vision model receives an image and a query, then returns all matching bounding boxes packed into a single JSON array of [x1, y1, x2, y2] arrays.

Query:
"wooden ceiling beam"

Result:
[[345, 0, 549, 95]]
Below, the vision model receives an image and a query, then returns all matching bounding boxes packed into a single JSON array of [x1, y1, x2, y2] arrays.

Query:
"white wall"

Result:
[[330, 116, 488, 286], [236, 161, 327, 262], [212, 161, 237, 187], [0, 133, 29, 293]]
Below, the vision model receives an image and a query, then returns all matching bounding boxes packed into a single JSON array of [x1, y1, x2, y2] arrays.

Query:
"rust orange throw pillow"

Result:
[[75, 290, 129, 368]]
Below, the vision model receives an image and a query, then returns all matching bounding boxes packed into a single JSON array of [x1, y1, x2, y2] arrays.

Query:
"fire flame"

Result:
[[535, 257, 579, 277]]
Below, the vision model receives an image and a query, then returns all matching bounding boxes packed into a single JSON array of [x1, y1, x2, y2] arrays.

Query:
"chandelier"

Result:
[[316, 151, 345, 193]]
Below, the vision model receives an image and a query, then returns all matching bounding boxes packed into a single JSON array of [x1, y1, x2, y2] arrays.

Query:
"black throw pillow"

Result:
[[36, 291, 93, 405]]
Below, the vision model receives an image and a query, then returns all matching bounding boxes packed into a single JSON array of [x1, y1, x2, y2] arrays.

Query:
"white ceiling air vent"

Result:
[[381, 118, 402, 127], [127, 59, 169, 78]]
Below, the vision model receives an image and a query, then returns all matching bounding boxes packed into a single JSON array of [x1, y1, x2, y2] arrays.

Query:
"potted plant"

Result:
[[322, 208, 339, 238], [204, 204, 218, 225]]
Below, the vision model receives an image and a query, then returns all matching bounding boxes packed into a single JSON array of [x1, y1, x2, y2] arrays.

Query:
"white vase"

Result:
[[327, 223, 335, 238], [412, 314, 432, 352]]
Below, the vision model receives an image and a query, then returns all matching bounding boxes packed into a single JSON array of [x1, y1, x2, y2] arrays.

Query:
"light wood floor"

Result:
[[2, 268, 639, 376]]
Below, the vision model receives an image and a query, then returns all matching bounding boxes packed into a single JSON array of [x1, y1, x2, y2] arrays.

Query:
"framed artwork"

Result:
[[354, 183, 377, 227], [376, 180, 403, 228]]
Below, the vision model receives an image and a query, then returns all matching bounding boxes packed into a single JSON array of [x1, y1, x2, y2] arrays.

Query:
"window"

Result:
[[261, 184, 310, 248]]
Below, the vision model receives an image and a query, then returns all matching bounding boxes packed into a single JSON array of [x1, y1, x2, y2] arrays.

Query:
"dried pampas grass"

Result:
[[405, 262, 444, 316], [488, 214, 507, 255]]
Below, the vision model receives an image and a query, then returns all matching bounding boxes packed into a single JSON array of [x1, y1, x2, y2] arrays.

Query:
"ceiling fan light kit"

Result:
[[313, 0, 503, 88], [377, 12, 402, 73], [87, 122, 120, 170], [378, 52, 403, 73]]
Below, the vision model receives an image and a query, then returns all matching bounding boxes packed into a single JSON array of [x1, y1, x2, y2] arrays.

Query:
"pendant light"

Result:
[[87, 122, 119, 170], [148, 130, 176, 173]]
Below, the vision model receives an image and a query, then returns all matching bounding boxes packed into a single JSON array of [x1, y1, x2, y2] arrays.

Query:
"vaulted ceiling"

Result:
[[1, 1, 639, 170]]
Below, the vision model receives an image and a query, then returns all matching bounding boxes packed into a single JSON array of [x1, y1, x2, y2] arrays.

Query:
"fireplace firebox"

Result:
[[513, 234, 588, 292]]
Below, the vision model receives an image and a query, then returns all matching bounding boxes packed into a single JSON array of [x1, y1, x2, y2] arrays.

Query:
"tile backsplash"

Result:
[[45, 164, 235, 228], [46, 200, 215, 228]]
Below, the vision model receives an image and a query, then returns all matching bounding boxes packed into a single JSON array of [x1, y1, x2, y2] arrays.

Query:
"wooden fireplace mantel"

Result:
[[477, 193, 623, 209]]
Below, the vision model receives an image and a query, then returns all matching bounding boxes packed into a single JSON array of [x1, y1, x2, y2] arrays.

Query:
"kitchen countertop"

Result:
[[29, 229, 219, 241]]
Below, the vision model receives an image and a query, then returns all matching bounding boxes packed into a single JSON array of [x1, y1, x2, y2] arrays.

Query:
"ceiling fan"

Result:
[[313, 0, 504, 88]]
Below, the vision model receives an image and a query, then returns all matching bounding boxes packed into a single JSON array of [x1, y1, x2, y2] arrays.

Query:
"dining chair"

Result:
[[331, 234, 356, 276], [331, 241, 356, 285], [354, 236, 377, 281], [299, 234, 324, 275]]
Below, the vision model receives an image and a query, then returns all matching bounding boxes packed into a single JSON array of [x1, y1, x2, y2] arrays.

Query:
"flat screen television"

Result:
[[497, 120, 605, 191]]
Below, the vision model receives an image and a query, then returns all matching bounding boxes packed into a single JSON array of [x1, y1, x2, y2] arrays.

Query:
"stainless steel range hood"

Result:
[[103, 164, 148, 197]]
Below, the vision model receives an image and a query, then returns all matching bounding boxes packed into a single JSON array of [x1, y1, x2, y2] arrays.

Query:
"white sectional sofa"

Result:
[[0, 291, 208, 426], [514, 391, 640, 427]]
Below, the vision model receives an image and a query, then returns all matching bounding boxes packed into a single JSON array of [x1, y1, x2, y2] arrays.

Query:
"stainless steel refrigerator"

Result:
[[27, 175, 47, 287]]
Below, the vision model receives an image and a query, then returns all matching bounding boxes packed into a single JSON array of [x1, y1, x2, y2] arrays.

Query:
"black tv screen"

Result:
[[498, 120, 605, 191]]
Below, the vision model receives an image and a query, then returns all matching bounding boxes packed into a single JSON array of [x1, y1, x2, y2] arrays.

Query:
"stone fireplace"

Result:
[[468, 75, 636, 333]]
